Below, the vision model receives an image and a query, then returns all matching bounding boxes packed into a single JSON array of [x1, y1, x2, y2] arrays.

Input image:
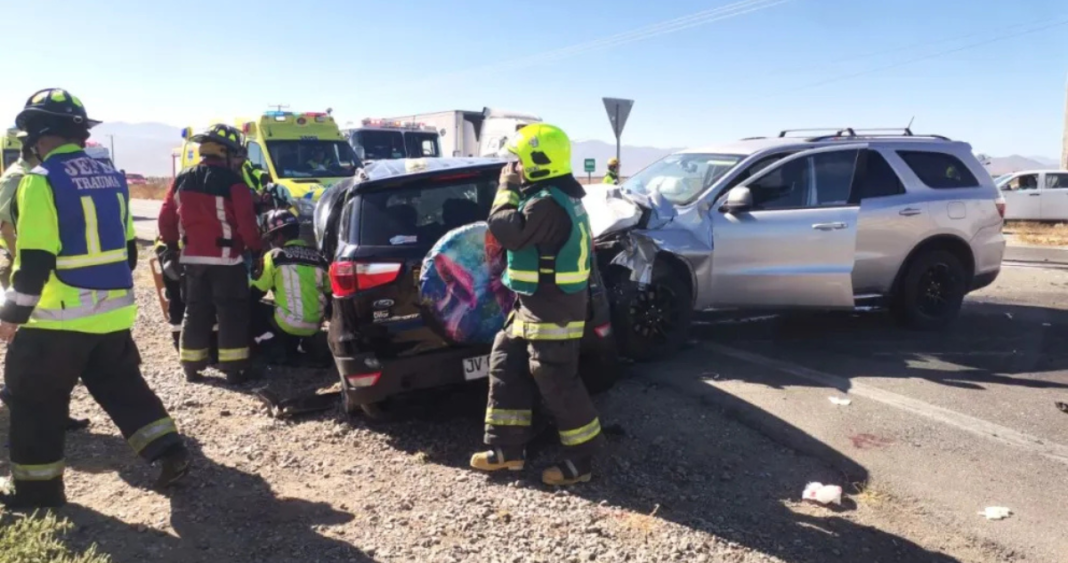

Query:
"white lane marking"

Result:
[[704, 342, 1068, 465], [693, 315, 780, 326], [1002, 260, 1068, 270]]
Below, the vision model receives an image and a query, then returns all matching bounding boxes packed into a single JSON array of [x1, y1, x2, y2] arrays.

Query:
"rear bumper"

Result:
[[336, 345, 492, 406]]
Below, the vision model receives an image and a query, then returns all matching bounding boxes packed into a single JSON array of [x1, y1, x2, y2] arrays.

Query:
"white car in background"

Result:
[[996, 169, 1068, 220]]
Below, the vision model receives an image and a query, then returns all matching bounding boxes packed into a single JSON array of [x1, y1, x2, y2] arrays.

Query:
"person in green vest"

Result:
[[250, 209, 331, 366], [470, 123, 604, 486], [602, 157, 620, 185]]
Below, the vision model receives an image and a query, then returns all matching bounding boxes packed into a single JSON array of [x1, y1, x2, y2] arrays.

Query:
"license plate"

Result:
[[463, 354, 491, 381]]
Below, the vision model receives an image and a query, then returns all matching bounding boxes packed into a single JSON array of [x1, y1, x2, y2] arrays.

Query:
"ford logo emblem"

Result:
[[373, 299, 395, 309]]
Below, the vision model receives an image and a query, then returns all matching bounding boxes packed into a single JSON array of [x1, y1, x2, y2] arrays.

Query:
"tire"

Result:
[[893, 249, 968, 330], [608, 265, 694, 362]]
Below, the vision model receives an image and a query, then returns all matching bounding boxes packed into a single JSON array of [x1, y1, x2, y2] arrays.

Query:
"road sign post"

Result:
[[603, 97, 634, 178], [584, 158, 595, 184]]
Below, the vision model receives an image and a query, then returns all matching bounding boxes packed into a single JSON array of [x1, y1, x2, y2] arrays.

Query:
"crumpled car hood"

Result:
[[583, 186, 676, 238]]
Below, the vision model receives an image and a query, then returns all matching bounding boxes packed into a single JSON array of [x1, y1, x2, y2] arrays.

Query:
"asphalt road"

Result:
[[652, 265, 1068, 562], [130, 198, 163, 241]]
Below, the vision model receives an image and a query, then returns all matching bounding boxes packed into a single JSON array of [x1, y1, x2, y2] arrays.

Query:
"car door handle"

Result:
[[812, 222, 848, 231], [1029, 193, 1041, 197], [899, 207, 922, 216]]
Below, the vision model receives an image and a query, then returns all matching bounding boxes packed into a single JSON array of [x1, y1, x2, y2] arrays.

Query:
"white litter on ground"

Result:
[[828, 396, 852, 406], [802, 482, 843, 505], [980, 507, 1012, 520]]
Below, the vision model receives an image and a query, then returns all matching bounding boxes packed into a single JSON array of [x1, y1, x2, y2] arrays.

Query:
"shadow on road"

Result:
[[361, 377, 967, 563], [0, 423, 374, 563], [690, 301, 1068, 392]]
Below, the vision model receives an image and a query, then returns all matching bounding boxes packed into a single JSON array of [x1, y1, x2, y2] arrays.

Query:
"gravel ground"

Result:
[[0, 262, 1011, 563]]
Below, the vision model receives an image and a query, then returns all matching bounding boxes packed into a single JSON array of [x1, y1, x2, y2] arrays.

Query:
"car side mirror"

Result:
[[719, 186, 754, 213]]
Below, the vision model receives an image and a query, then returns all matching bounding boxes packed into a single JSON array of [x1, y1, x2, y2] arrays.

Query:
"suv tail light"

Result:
[[329, 261, 402, 297], [995, 200, 1006, 219], [345, 372, 381, 388]]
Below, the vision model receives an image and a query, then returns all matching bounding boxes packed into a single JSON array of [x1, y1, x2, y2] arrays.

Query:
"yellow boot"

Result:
[[542, 458, 592, 486], [470, 448, 525, 472]]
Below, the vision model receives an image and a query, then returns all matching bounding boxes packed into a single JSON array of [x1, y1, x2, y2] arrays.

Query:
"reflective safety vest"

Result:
[[37, 151, 133, 291], [11, 145, 137, 334], [503, 186, 591, 296], [250, 239, 329, 337], [602, 171, 619, 185]]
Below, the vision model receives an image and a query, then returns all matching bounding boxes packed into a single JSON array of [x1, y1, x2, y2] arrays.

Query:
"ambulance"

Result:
[[2, 128, 20, 174], [343, 118, 441, 163], [177, 110, 360, 203]]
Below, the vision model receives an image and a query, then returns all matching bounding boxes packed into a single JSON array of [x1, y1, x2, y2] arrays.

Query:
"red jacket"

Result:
[[159, 158, 262, 265]]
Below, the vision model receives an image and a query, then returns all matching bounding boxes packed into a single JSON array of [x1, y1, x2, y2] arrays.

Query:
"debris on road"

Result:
[[256, 388, 340, 419], [980, 507, 1013, 521], [828, 396, 852, 406], [803, 482, 843, 505], [1055, 401, 1068, 414]]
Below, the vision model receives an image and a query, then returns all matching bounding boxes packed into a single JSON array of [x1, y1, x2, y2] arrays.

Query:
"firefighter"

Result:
[[249, 209, 330, 366], [0, 88, 190, 508], [470, 124, 605, 486], [602, 157, 620, 185], [0, 143, 38, 289], [158, 123, 262, 384]]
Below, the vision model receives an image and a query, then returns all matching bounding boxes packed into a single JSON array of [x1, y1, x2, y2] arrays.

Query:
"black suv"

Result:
[[314, 159, 620, 419]]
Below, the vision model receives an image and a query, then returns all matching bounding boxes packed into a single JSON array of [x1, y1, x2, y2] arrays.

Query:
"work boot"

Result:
[[470, 446, 526, 472], [183, 366, 204, 382], [154, 444, 192, 490], [542, 457, 593, 486], [0, 481, 67, 511]]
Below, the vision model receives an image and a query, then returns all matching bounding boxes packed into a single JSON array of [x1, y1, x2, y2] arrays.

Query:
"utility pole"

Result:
[[1061, 73, 1068, 169], [108, 134, 116, 168]]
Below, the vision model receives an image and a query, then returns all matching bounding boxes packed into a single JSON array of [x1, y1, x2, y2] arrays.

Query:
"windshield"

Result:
[[351, 130, 406, 161], [404, 131, 440, 158], [2, 149, 18, 170], [266, 140, 358, 179], [622, 153, 744, 205]]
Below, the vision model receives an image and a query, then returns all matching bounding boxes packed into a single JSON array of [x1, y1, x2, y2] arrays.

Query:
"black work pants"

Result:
[[180, 264, 250, 372], [250, 301, 328, 366], [484, 329, 604, 458], [4, 328, 182, 505]]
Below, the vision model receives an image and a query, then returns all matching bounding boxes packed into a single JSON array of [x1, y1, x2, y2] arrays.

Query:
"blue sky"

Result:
[[4, 0, 1067, 157]]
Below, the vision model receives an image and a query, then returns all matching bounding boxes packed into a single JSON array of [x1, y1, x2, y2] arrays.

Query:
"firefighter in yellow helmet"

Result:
[[470, 124, 604, 486], [602, 157, 620, 185]]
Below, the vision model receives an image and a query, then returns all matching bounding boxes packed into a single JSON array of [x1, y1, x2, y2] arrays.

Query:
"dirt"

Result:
[[0, 265, 1016, 563], [1004, 221, 1068, 247]]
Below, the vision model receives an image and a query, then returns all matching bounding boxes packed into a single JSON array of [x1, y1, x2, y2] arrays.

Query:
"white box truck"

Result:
[[385, 108, 541, 158]]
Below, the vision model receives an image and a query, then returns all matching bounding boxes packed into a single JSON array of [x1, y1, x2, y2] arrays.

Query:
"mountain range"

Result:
[[88, 122, 1059, 178]]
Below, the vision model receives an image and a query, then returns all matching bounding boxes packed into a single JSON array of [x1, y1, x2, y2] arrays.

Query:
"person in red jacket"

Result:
[[158, 124, 262, 384]]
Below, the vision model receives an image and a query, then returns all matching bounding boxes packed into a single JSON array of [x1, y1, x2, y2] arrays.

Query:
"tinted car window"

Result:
[[1045, 173, 1068, 189], [748, 150, 858, 210], [855, 150, 905, 200], [897, 151, 979, 189], [356, 178, 497, 246], [723, 152, 796, 190]]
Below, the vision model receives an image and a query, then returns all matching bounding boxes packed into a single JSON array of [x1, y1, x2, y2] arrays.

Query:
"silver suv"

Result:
[[588, 128, 1006, 361]]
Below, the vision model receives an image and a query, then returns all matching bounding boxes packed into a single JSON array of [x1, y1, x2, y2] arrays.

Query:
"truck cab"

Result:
[[345, 119, 441, 163], [2, 128, 20, 174]]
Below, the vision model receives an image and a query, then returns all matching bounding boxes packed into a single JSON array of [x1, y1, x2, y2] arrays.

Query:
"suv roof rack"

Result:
[[777, 127, 951, 142]]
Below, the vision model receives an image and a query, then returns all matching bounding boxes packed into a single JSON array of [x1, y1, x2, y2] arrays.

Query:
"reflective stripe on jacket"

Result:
[[251, 239, 329, 336]]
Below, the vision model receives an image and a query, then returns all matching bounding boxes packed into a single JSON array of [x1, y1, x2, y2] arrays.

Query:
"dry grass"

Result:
[[1004, 221, 1068, 247], [128, 178, 169, 200]]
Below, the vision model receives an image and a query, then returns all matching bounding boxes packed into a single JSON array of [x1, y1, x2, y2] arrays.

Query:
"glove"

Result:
[[499, 162, 521, 189]]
